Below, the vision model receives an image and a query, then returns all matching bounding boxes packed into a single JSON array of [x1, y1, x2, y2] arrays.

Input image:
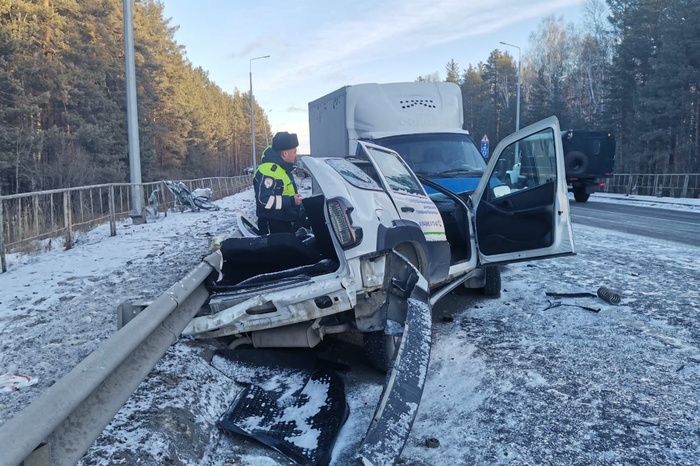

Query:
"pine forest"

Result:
[[1, 0, 698, 195]]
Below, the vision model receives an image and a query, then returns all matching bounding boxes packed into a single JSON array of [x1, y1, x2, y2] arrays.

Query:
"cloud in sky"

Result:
[[254, 0, 584, 89], [163, 0, 587, 151]]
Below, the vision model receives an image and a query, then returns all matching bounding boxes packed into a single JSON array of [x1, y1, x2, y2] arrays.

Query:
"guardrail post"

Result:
[[160, 181, 167, 218], [63, 190, 73, 250], [33, 193, 40, 240], [109, 184, 117, 236], [682, 174, 690, 198], [0, 191, 6, 273], [18, 197, 24, 242]]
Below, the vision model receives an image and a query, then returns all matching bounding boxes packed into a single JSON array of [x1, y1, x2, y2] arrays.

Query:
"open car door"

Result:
[[471, 116, 575, 265]]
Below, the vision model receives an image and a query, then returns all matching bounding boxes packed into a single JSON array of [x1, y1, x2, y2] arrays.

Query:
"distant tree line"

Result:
[[2, 0, 697, 196], [419, 0, 699, 175], [0, 0, 269, 195]]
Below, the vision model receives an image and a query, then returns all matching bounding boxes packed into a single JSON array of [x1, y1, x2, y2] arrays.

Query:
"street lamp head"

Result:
[[499, 41, 520, 51], [249, 55, 271, 68]]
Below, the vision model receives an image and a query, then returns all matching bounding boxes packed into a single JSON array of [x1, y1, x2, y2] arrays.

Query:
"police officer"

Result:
[[253, 131, 303, 234]]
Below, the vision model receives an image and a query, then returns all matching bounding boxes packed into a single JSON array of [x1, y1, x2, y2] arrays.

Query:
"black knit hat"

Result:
[[272, 131, 299, 151]]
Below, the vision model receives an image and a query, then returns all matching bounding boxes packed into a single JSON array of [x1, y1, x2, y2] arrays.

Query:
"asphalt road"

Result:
[[570, 200, 700, 247]]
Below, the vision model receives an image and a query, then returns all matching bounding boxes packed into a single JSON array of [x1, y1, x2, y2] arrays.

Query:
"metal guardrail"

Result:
[[600, 173, 700, 199], [0, 253, 220, 466], [0, 176, 249, 273]]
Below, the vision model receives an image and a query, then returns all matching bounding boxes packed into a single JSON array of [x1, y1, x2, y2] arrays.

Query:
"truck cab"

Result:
[[309, 82, 500, 290], [359, 131, 487, 196], [308, 82, 487, 199]]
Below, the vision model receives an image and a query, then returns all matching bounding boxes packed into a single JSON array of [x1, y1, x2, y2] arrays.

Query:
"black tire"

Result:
[[394, 242, 421, 272], [481, 266, 501, 298], [564, 151, 589, 177], [573, 188, 590, 203], [363, 331, 400, 373]]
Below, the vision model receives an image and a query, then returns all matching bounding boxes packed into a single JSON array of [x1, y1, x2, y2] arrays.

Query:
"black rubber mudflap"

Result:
[[358, 284, 432, 465], [218, 369, 349, 466]]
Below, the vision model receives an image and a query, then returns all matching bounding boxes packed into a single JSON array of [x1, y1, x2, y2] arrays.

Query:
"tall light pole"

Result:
[[249, 55, 270, 172], [123, 0, 143, 222], [500, 41, 521, 132]]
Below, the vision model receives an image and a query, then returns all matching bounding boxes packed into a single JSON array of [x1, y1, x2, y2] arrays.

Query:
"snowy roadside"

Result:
[[1, 187, 699, 465], [582, 191, 700, 211], [0, 190, 257, 423]]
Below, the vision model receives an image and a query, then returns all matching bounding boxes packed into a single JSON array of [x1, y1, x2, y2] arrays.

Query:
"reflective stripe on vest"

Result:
[[257, 162, 295, 197]]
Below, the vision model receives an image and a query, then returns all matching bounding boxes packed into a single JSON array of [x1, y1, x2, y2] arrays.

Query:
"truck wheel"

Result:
[[480, 266, 501, 298], [573, 187, 590, 203], [363, 332, 400, 373], [565, 151, 588, 177]]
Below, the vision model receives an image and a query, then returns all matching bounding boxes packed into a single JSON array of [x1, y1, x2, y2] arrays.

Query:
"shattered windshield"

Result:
[[325, 158, 382, 191]]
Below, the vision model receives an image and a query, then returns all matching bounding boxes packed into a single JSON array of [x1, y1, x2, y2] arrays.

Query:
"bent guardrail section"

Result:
[[0, 253, 219, 466]]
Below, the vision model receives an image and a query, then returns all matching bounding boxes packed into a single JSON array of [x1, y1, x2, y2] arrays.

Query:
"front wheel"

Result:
[[480, 266, 501, 298], [363, 331, 400, 373]]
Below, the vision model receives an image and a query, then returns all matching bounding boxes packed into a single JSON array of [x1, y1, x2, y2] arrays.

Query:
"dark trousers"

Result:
[[257, 217, 294, 235]]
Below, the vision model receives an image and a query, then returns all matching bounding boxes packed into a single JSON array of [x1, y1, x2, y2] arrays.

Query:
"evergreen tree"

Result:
[[605, 0, 664, 172], [445, 59, 461, 84], [460, 64, 487, 137], [635, 0, 699, 173], [416, 72, 440, 82]]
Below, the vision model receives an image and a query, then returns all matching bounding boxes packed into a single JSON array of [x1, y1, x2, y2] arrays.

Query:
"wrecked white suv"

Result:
[[183, 117, 575, 361], [181, 116, 575, 463]]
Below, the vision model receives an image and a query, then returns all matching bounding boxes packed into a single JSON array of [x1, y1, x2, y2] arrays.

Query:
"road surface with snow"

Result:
[[1, 189, 699, 465]]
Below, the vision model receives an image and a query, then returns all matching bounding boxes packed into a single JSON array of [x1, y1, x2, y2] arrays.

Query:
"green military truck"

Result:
[[562, 130, 616, 202]]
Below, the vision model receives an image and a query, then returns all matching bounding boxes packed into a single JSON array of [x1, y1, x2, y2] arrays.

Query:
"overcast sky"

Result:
[[160, 0, 588, 152]]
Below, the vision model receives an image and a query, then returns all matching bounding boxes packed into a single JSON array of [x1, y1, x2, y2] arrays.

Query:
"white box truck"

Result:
[[308, 81, 489, 196], [308, 81, 503, 295]]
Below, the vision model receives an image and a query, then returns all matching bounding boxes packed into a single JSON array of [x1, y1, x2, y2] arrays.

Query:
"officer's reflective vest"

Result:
[[256, 162, 296, 197]]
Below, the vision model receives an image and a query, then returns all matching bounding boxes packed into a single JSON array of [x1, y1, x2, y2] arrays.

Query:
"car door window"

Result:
[[326, 158, 383, 191], [492, 128, 557, 197], [363, 145, 424, 196]]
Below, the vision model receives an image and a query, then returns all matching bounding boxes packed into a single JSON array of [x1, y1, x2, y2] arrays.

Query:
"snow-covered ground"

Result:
[[1, 187, 699, 465], [583, 191, 700, 212]]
